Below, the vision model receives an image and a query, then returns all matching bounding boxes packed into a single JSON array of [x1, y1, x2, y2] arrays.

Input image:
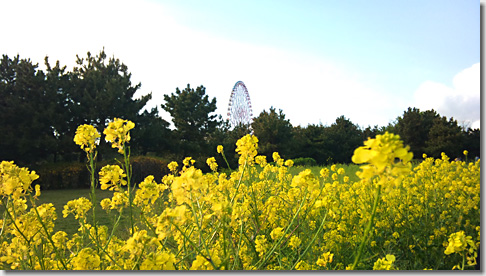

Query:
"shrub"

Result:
[[35, 162, 89, 190], [35, 156, 171, 190], [130, 156, 170, 184], [292, 157, 317, 167]]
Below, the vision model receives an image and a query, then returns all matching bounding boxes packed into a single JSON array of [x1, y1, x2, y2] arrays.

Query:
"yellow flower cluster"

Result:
[[103, 118, 135, 154], [443, 230, 478, 269], [0, 161, 39, 200], [73, 124, 100, 153], [373, 254, 396, 270], [206, 157, 218, 172], [62, 197, 92, 220], [235, 134, 258, 166], [0, 123, 480, 271], [316, 252, 334, 268], [99, 165, 127, 191], [352, 132, 413, 188]]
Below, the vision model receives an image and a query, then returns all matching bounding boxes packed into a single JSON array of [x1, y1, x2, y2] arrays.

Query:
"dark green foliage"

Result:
[[424, 116, 463, 158], [161, 84, 220, 158], [130, 107, 173, 156], [0, 55, 61, 165], [292, 157, 317, 167], [251, 107, 294, 160], [462, 128, 480, 159], [34, 156, 171, 190], [0, 50, 479, 177], [129, 156, 171, 184], [290, 116, 362, 165], [0, 50, 172, 167], [395, 108, 438, 158], [324, 115, 363, 164], [291, 124, 329, 164], [70, 50, 164, 160], [395, 107, 474, 159]]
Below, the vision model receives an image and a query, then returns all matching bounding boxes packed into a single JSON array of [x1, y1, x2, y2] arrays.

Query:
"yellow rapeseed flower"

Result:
[[373, 254, 396, 270], [34, 184, 41, 198], [0, 161, 39, 199], [444, 231, 474, 255], [62, 197, 92, 220], [103, 118, 135, 154], [206, 157, 218, 172], [270, 227, 284, 240], [74, 124, 100, 153], [352, 132, 413, 186], [289, 236, 302, 250], [168, 161, 178, 173], [316, 252, 334, 267], [72, 248, 101, 270], [99, 165, 127, 191], [235, 134, 259, 166]]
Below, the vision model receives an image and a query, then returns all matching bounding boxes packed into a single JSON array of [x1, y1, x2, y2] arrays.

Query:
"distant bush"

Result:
[[130, 156, 170, 184], [35, 162, 89, 190], [35, 156, 171, 190], [292, 157, 317, 167]]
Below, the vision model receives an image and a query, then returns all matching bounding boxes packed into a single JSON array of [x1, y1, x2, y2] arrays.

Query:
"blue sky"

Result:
[[1, 0, 481, 128]]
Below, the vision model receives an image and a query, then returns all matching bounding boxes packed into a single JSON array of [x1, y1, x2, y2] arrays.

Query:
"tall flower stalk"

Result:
[[74, 124, 101, 233], [349, 132, 413, 270], [103, 118, 135, 234]]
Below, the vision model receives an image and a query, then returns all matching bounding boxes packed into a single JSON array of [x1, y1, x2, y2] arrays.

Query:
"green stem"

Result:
[[189, 194, 217, 269], [462, 253, 465, 270], [87, 151, 101, 255], [29, 196, 68, 270], [256, 193, 308, 269], [350, 183, 381, 270], [79, 220, 123, 270], [221, 151, 232, 170], [291, 210, 328, 270], [123, 145, 134, 235], [171, 221, 216, 269], [4, 198, 31, 245], [139, 211, 168, 251]]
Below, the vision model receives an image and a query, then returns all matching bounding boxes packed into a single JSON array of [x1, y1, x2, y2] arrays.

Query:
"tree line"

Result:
[[0, 50, 480, 171]]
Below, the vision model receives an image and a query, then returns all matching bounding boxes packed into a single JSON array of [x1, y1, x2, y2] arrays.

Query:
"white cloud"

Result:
[[413, 63, 480, 129], [2, 0, 406, 128]]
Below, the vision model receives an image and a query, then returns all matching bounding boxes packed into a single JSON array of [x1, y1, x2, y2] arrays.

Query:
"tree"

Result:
[[130, 107, 173, 156], [69, 49, 155, 160], [161, 84, 220, 158], [0, 50, 168, 165], [44, 56, 77, 162], [424, 116, 463, 159], [323, 115, 362, 164], [395, 107, 438, 158], [251, 107, 293, 160], [462, 128, 480, 159], [0, 55, 60, 165], [291, 124, 329, 164]]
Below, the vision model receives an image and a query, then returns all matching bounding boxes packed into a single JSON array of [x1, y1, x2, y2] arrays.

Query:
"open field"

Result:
[[0, 131, 480, 270], [32, 163, 359, 236]]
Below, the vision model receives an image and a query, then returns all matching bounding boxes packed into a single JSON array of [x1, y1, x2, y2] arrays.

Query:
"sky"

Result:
[[1, 0, 481, 129]]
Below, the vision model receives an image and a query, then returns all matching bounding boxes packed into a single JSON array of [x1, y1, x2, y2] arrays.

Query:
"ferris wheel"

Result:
[[227, 81, 253, 127]]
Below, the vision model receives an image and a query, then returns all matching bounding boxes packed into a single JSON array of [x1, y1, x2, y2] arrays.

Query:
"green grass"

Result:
[[34, 188, 132, 237], [24, 163, 361, 238]]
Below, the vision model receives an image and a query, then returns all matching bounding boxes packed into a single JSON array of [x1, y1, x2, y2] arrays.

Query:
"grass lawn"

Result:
[[35, 188, 133, 237], [23, 163, 361, 238]]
